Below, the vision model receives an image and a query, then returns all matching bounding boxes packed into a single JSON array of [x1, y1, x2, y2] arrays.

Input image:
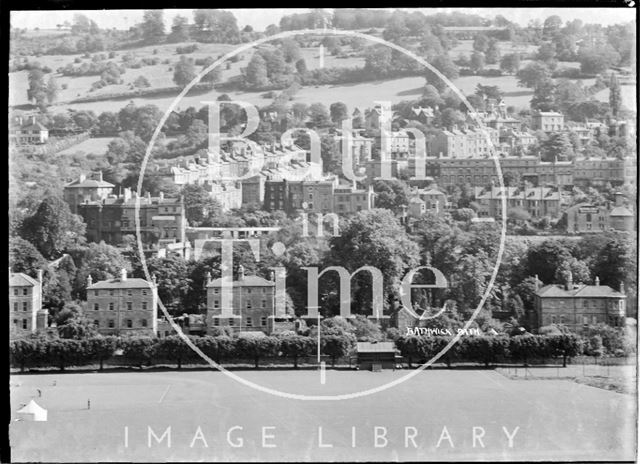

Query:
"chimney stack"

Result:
[[237, 264, 245, 281], [120, 269, 127, 281], [565, 271, 573, 291], [37, 269, 43, 286], [595, 276, 600, 286], [87, 274, 93, 287], [620, 282, 625, 293], [152, 274, 157, 286], [534, 274, 539, 291]]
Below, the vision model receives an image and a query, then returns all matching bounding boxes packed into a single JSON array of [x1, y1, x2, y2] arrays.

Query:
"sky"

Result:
[[10, 8, 636, 32]]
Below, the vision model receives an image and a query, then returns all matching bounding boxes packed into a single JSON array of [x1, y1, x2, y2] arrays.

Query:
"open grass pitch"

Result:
[[10, 368, 636, 461]]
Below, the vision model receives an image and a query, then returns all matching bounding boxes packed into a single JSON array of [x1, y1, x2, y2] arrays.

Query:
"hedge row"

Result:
[[395, 334, 582, 368], [9, 334, 351, 372]]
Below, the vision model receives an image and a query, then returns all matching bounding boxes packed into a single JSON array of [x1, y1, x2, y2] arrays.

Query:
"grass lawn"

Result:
[[9, 368, 635, 462], [56, 137, 115, 156]]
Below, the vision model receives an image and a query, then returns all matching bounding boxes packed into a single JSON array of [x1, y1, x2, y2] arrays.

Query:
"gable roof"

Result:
[[610, 206, 633, 217], [207, 275, 274, 287], [10, 273, 39, 287], [537, 284, 625, 298], [88, 277, 154, 290]]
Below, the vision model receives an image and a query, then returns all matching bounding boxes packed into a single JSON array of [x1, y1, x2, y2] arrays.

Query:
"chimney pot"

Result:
[[120, 269, 127, 281], [595, 276, 600, 286]]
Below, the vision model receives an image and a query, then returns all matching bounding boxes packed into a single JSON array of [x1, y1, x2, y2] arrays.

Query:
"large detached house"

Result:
[[84, 269, 158, 336], [10, 270, 48, 338], [534, 274, 627, 331], [10, 116, 49, 145]]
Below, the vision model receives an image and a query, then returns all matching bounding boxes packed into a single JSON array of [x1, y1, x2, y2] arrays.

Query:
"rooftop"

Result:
[[88, 277, 155, 290], [537, 284, 625, 298], [10, 272, 39, 287]]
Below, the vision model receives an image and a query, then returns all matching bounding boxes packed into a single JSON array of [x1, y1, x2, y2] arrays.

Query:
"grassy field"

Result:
[[56, 137, 115, 156], [9, 368, 635, 461]]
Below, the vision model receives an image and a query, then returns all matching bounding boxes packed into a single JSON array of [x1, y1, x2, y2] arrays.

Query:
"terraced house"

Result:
[[85, 269, 158, 336], [473, 185, 561, 219]]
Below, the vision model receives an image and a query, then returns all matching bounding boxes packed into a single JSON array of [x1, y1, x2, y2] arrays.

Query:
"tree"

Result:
[[425, 54, 459, 92], [554, 257, 590, 285], [440, 107, 465, 130], [473, 34, 490, 53], [373, 179, 410, 211], [329, 102, 349, 125], [57, 312, 98, 340], [46, 76, 58, 104], [517, 62, 551, 89], [530, 79, 558, 112], [133, 256, 191, 314], [235, 335, 279, 369], [27, 67, 48, 110], [141, 10, 165, 43], [326, 209, 420, 313], [364, 46, 393, 77], [525, 240, 573, 284], [470, 51, 486, 73], [350, 315, 384, 342], [540, 132, 574, 162], [537, 42, 557, 63], [20, 197, 86, 260], [180, 184, 222, 226], [422, 84, 444, 107], [295, 58, 308, 74], [485, 40, 500, 65], [193, 10, 240, 43], [500, 54, 521, 74], [173, 56, 196, 87], [542, 15, 562, 40], [153, 335, 198, 369], [86, 336, 118, 370], [9, 237, 48, 276], [322, 334, 356, 367], [281, 38, 301, 63], [609, 73, 622, 117], [279, 334, 316, 368], [68, 242, 131, 299], [245, 53, 269, 89], [308, 103, 330, 128], [133, 76, 151, 88], [96, 111, 120, 135], [168, 15, 190, 43]]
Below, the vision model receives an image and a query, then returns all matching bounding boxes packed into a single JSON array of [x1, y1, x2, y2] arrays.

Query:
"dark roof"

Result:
[[537, 284, 625, 298], [207, 275, 274, 287], [65, 178, 114, 189], [88, 278, 155, 290]]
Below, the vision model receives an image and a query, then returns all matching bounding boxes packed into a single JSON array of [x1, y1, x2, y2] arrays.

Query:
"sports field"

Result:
[[9, 368, 636, 462]]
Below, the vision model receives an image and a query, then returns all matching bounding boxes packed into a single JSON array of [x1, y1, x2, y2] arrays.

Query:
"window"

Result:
[[141, 319, 147, 327], [125, 319, 133, 328], [261, 316, 267, 327], [127, 289, 133, 296], [228, 318, 235, 326], [213, 318, 220, 326], [213, 288, 220, 294], [108, 319, 114, 328], [127, 302, 133, 311], [261, 300, 266, 308], [94, 290, 99, 296], [23, 302, 28, 311], [583, 316, 589, 325], [247, 289, 252, 294], [213, 300, 219, 309], [592, 316, 597, 324], [13, 302, 18, 311], [246, 317, 253, 327], [109, 302, 114, 311], [13, 289, 18, 296], [246, 301, 252, 310], [23, 288, 28, 296], [262, 288, 266, 294], [94, 303, 100, 311], [110, 290, 114, 296], [13, 319, 18, 325], [142, 290, 147, 296], [94, 320, 100, 327], [22, 319, 28, 329], [142, 302, 147, 310]]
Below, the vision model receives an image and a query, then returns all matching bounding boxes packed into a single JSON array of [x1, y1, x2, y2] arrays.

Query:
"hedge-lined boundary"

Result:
[[9, 333, 612, 373]]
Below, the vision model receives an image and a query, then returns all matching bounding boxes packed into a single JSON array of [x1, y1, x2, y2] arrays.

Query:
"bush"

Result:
[[321, 333, 356, 367], [121, 336, 155, 368], [176, 44, 198, 54]]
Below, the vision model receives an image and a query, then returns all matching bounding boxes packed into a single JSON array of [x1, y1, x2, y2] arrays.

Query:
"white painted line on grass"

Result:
[[158, 385, 171, 404]]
